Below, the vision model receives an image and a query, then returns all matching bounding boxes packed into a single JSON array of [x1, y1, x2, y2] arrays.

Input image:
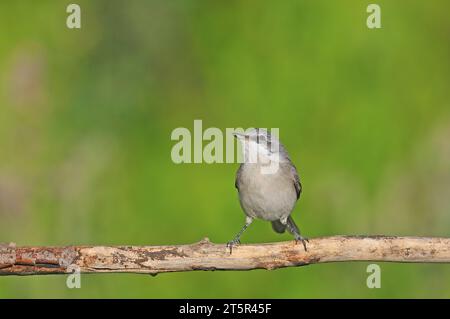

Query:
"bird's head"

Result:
[[233, 128, 288, 164]]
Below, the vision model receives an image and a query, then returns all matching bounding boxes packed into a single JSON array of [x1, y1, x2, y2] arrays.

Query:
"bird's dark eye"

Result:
[[256, 135, 266, 144]]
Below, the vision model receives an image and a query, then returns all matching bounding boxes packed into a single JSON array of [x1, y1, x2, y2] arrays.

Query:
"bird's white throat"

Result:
[[241, 140, 280, 165]]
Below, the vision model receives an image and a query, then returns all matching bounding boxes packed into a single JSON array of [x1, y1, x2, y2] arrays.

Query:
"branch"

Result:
[[1, 236, 449, 276]]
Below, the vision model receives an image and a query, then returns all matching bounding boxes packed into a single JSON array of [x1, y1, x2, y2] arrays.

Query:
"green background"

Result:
[[1, 0, 450, 298]]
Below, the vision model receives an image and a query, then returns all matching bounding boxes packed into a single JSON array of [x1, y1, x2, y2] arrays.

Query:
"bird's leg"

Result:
[[283, 217, 309, 251], [293, 231, 309, 252], [227, 217, 253, 254]]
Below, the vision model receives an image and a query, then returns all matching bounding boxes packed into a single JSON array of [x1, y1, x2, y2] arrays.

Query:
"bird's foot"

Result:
[[294, 235, 309, 251], [226, 238, 241, 254]]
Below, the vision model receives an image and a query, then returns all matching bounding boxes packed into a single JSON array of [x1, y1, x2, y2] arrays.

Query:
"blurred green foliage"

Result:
[[1, 0, 450, 298]]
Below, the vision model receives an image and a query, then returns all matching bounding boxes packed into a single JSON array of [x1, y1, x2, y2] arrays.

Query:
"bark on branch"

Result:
[[1, 236, 449, 276]]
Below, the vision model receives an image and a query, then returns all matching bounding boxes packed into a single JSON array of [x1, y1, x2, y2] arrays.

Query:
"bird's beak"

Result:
[[232, 132, 245, 138]]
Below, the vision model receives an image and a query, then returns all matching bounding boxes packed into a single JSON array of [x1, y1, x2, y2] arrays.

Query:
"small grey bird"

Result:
[[228, 128, 308, 252]]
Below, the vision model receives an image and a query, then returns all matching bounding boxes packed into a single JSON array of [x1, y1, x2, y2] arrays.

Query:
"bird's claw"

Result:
[[226, 239, 241, 254], [295, 236, 309, 251]]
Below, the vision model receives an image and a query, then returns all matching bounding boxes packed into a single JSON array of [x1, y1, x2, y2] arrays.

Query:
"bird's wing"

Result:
[[290, 163, 302, 199], [235, 164, 243, 190]]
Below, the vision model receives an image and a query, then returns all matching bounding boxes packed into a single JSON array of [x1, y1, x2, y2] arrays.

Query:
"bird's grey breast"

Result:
[[236, 163, 298, 221]]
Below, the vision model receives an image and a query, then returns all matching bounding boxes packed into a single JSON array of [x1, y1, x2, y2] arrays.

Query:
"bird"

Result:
[[227, 128, 308, 252]]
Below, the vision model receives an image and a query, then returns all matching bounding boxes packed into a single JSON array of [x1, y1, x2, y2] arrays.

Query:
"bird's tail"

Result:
[[271, 216, 299, 234]]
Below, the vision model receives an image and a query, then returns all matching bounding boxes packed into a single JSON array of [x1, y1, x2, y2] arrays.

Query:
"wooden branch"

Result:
[[1, 236, 450, 276]]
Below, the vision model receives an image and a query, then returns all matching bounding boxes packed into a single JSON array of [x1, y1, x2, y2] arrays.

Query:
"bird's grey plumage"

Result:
[[235, 162, 298, 221], [228, 128, 308, 252]]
